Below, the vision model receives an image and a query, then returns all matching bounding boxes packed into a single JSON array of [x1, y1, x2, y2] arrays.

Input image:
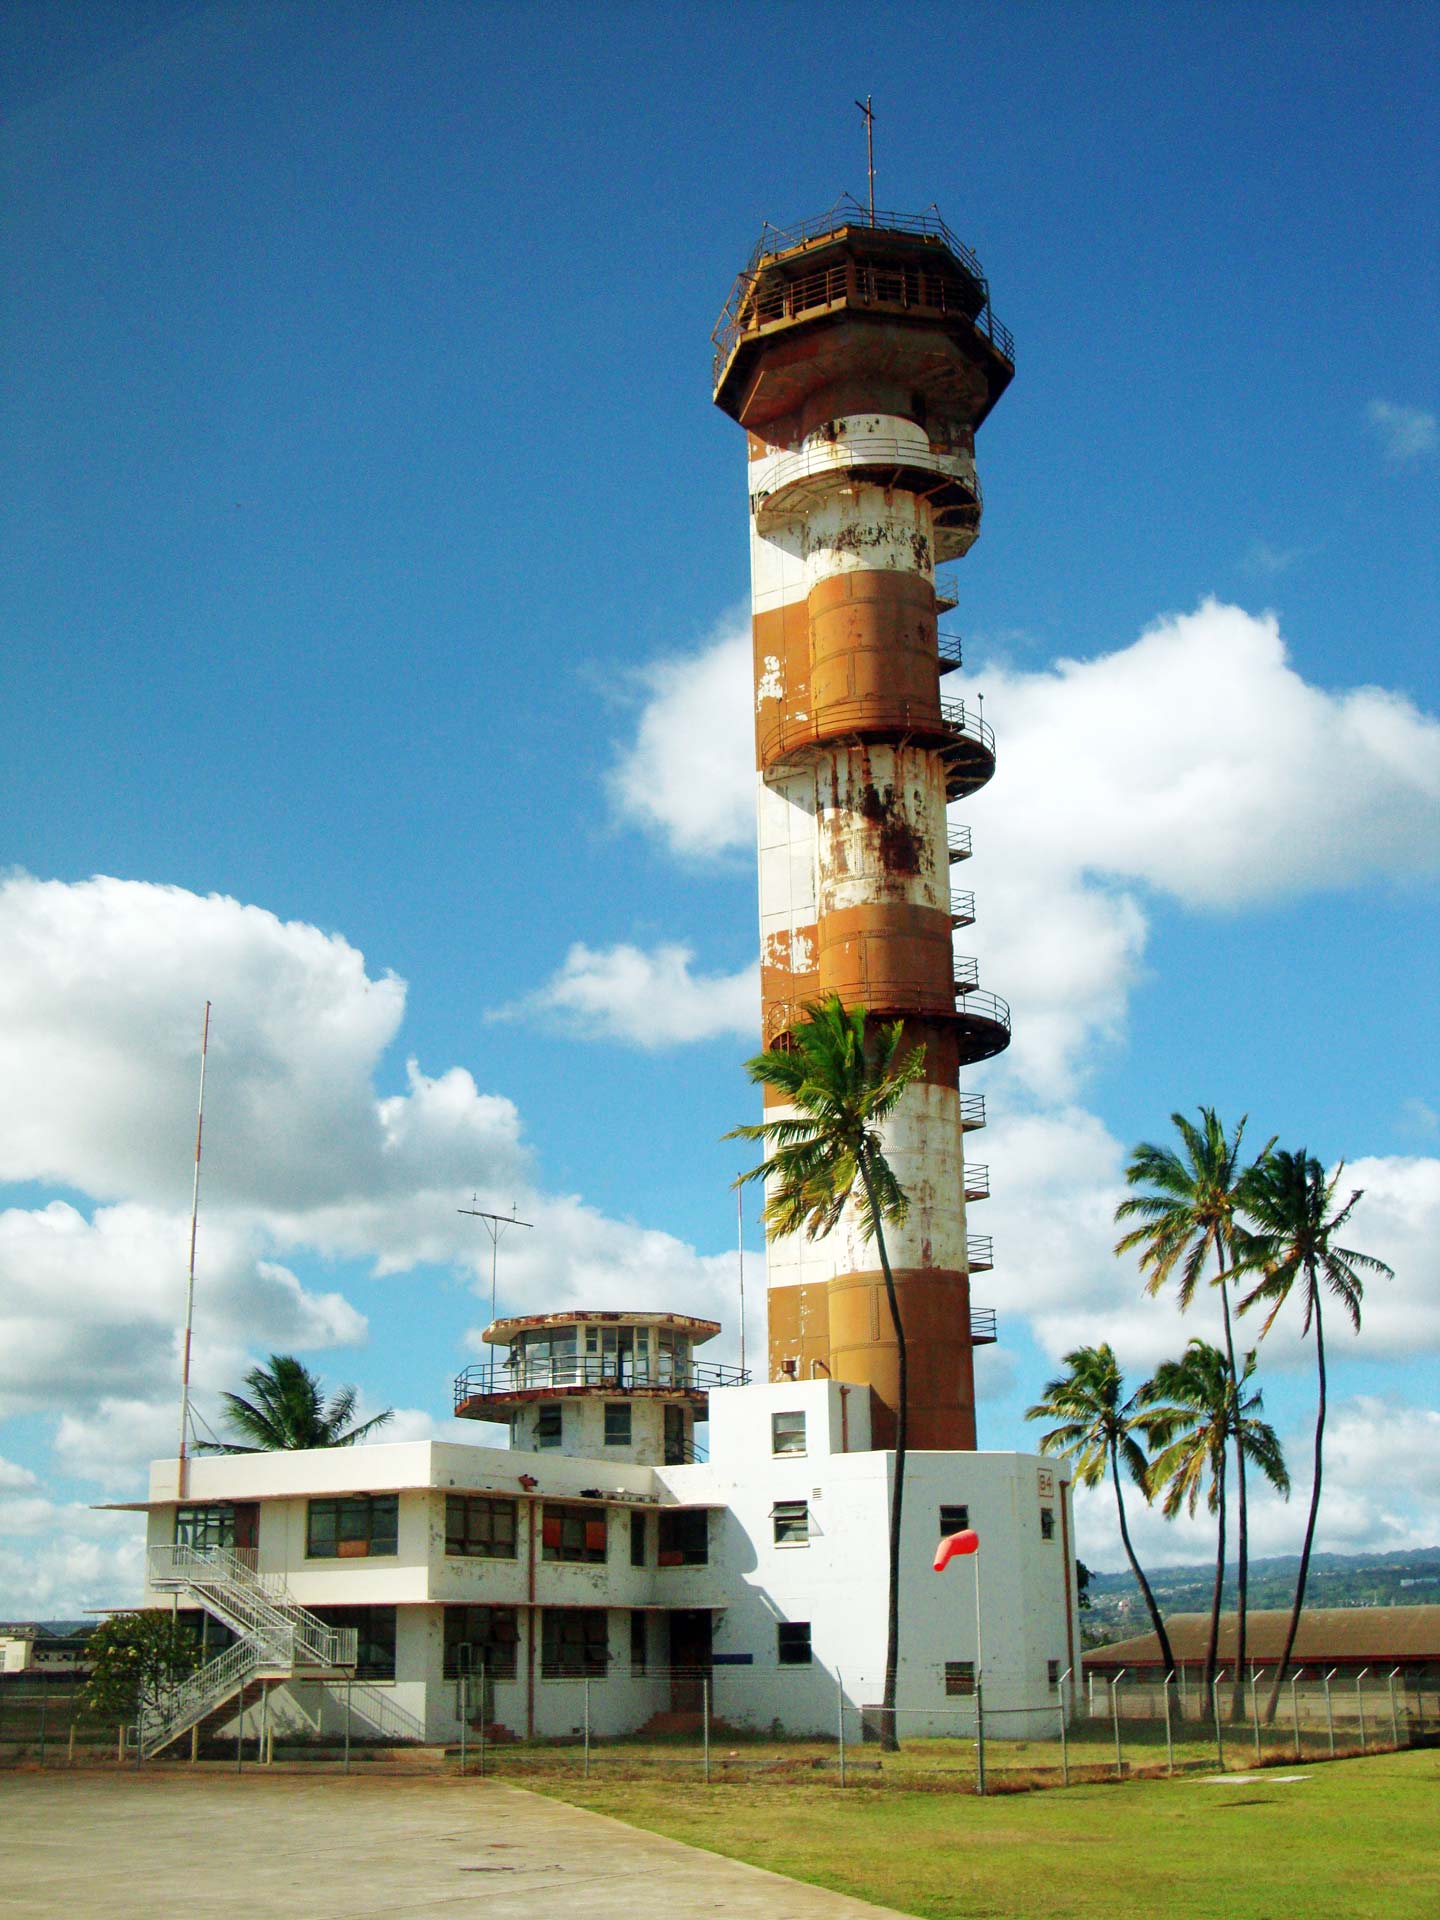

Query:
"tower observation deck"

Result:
[[713, 198, 1013, 1451]]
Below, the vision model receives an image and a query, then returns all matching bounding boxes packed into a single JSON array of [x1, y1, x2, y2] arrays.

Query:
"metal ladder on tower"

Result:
[[140, 1544, 357, 1757]]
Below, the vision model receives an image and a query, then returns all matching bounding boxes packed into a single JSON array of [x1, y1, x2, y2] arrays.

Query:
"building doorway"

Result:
[[667, 1608, 712, 1712]]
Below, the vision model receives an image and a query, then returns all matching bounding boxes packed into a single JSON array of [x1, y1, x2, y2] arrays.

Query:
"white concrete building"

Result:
[[123, 1309, 1079, 1753]]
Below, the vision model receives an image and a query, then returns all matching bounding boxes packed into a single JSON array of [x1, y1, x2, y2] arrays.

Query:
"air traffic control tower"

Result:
[[713, 199, 1015, 1451]]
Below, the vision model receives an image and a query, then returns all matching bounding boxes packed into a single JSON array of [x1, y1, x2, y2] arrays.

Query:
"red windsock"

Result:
[[933, 1528, 980, 1571]]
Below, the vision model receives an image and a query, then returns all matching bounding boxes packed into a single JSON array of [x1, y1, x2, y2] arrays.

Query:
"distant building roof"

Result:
[[1085, 1605, 1440, 1671]]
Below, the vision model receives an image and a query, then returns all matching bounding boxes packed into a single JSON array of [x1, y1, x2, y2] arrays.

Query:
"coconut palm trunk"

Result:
[[1213, 1252, 1249, 1717], [1264, 1286, 1326, 1719], [1108, 1434, 1175, 1677], [860, 1157, 908, 1753], [1204, 1444, 1227, 1698]]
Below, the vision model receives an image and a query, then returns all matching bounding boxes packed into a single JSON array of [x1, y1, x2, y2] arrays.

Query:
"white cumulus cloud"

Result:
[[496, 941, 757, 1049], [1367, 399, 1437, 463]]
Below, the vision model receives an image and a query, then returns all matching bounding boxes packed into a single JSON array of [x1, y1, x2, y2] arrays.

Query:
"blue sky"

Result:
[[2, 1, 1436, 1611]]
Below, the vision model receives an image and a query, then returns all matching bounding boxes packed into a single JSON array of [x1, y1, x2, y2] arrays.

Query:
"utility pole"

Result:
[[457, 1200, 534, 1323]]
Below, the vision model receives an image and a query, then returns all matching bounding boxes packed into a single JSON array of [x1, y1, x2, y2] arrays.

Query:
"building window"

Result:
[[772, 1410, 806, 1455], [630, 1611, 647, 1674], [945, 1661, 976, 1697], [444, 1495, 517, 1560], [604, 1403, 632, 1447], [541, 1609, 608, 1678], [939, 1503, 969, 1535], [307, 1494, 398, 1560], [1048, 1659, 1061, 1688], [541, 1503, 607, 1564], [536, 1404, 563, 1449], [663, 1404, 688, 1464], [657, 1509, 708, 1566], [443, 1606, 518, 1680], [630, 1510, 648, 1568], [175, 1504, 234, 1551], [313, 1605, 396, 1680], [777, 1622, 812, 1666], [1040, 1506, 1056, 1541], [772, 1499, 810, 1546]]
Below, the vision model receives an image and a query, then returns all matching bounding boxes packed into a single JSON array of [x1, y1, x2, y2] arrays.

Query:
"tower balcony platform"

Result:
[[940, 697, 995, 799], [959, 1092, 987, 1131], [453, 1356, 750, 1422], [949, 889, 976, 929], [970, 1307, 999, 1346], [937, 631, 964, 674], [966, 1235, 994, 1273], [963, 1162, 990, 1202], [713, 199, 1014, 433], [947, 824, 973, 863], [750, 430, 982, 558]]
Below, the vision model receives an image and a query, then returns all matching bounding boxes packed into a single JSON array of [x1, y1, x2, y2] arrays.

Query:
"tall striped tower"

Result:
[[713, 202, 1014, 1451]]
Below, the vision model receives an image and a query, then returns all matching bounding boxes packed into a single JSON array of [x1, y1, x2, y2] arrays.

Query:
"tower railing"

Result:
[[948, 824, 973, 863], [966, 1235, 995, 1272], [950, 889, 976, 928], [713, 199, 1014, 385], [940, 696, 995, 757], [937, 631, 964, 672], [958, 1094, 987, 1130], [963, 1163, 991, 1201], [453, 1355, 750, 1410]]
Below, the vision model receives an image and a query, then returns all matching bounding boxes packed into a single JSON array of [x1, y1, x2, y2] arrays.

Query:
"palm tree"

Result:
[[1142, 1340, 1290, 1700], [1025, 1343, 1177, 1680], [1235, 1150, 1392, 1716], [198, 1354, 395, 1453], [726, 995, 925, 1751], [1114, 1108, 1271, 1693]]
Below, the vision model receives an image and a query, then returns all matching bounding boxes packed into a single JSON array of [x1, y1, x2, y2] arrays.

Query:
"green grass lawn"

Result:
[[535, 1747, 1440, 1920]]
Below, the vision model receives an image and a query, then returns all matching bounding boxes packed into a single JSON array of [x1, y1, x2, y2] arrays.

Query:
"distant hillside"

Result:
[[1083, 1547, 1440, 1644]]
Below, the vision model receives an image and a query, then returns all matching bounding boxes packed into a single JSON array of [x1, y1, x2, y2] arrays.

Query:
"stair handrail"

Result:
[[139, 1632, 273, 1756], [148, 1543, 355, 1670]]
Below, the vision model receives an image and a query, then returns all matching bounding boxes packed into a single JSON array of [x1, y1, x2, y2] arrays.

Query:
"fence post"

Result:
[[836, 1670, 846, 1788], [479, 1660, 487, 1779], [39, 1691, 47, 1768], [1355, 1668, 1368, 1750], [974, 1679, 986, 1796], [1058, 1681, 1070, 1788], [1212, 1673, 1225, 1772], [459, 1671, 467, 1777], [68, 1721, 77, 1767], [1290, 1670, 1302, 1760], [583, 1677, 590, 1780], [344, 1677, 352, 1774], [1388, 1669, 1402, 1750], [1249, 1666, 1262, 1763], [1163, 1671, 1175, 1775], [259, 1680, 270, 1766], [1324, 1669, 1336, 1757], [1111, 1670, 1125, 1780], [703, 1677, 711, 1785]]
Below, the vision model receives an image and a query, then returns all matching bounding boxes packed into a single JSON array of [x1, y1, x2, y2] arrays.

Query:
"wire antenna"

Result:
[[177, 1000, 211, 1500], [458, 1198, 534, 1324], [854, 95, 876, 224]]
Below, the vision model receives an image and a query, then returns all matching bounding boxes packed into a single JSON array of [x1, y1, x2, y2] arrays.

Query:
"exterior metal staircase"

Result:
[[141, 1545, 356, 1757]]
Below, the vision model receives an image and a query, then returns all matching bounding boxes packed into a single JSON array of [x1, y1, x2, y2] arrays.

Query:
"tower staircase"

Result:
[[141, 1545, 357, 1757]]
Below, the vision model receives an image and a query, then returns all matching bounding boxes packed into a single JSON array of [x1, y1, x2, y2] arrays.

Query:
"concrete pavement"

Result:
[[0, 1769, 918, 1918]]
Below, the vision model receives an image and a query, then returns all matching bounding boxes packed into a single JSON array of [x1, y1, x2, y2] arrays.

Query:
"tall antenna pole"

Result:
[[855, 95, 876, 224], [737, 1186, 747, 1379], [458, 1200, 534, 1325], [177, 1000, 211, 1500]]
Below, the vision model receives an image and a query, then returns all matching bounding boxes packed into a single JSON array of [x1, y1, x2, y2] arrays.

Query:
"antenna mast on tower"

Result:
[[176, 1001, 211, 1500], [458, 1199, 534, 1323]]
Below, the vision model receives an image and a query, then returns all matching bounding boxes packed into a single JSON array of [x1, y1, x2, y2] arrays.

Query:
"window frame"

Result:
[[945, 1660, 976, 1697], [604, 1402, 633, 1448], [771, 1499, 810, 1546], [1040, 1505, 1056, 1541], [535, 1403, 563, 1450], [444, 1493, 518, 1560], [306, 1493, 399, 1561], [657, 1508, 708, 1566], [939, 1502, 970, 1536], [442, 1605, 519, 1680], [776, 1621, 812, 1667], [541, 1608, 609, 1679], [771, 1410, 807, 1456], [541, 1502, 607, 1565]]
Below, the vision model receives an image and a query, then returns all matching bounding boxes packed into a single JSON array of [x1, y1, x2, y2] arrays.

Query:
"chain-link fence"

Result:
[[8, 1665, 1435, 1791]]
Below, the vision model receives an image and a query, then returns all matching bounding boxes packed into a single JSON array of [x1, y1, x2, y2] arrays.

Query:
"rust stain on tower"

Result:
[[713, 199, 1014, 1450]]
